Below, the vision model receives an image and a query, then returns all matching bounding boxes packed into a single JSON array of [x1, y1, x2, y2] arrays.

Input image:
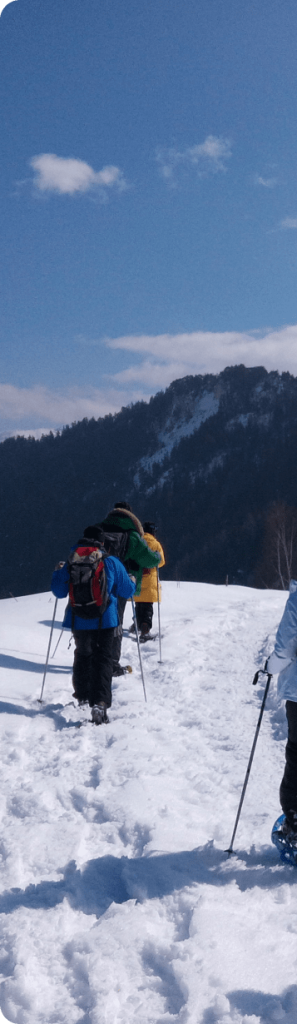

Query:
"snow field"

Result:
[[0, 582, 296, 1022]]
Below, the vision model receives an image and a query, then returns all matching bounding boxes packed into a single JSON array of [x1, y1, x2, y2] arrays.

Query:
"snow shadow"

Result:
[[39, 620, 65, 629], [0, 701, 81, 731], [0, 653, 70, 674], [0, 842, 295, 920], [201, 984, 297, 1023]]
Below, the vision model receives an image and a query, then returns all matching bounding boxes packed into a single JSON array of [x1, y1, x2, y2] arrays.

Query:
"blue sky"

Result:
[[1, 0, 297, 433]]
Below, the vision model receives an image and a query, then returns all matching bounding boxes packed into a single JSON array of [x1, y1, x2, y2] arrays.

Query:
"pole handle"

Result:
[[253, 659, 269, 686]]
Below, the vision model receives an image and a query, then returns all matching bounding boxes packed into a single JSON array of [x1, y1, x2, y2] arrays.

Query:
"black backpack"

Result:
[[102, 529, 129, 562], [68, 537, 110, 621]]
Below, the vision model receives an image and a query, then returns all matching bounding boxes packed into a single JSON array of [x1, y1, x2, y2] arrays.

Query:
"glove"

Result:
[[266, 650, 292, 674]]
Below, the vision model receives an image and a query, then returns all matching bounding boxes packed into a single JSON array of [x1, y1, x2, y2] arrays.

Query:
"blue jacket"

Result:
[[267, 580, 297, 701], [51, 556, 136, 631]]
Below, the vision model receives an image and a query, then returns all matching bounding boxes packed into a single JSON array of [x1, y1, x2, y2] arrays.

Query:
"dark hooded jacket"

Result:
[[98, 508, 161, 595]]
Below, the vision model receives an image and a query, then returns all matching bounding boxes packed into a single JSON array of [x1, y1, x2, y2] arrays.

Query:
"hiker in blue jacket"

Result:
[[267, 580, 297, 843], [52, 526, 136, 725]]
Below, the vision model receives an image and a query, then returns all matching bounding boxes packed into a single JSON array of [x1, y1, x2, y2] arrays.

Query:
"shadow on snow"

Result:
[[0, 841, 295, 919], [203, 984, 297, 1023], [0, 653, 70, 674], [0, 701, 78, 731], [39, 620, 65, 629]]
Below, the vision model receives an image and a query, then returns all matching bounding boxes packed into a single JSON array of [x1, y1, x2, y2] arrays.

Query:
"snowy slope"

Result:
[[137, 390, 220, 473], [0, 582, 296, 1023]]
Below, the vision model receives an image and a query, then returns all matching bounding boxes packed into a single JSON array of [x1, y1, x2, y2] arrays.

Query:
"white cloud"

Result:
[[0, 382, 145, 434], [187, 136, 232, 168], [255, 175, 277, 188], [0, 427, 54, 442], [107, 324, 297, 387], [281, 217, 297, 229], [30, 154, 127, 196], [156, 135, 232, 185], [3, 323, 297, 435]]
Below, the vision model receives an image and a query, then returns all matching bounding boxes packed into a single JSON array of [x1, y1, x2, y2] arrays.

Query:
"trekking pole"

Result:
[[51, 628, 64, 659], [38, 597, 58, 703], [157, 569, 162, 663], [226, 663, 272, 856], [131, 596, 147, 702]]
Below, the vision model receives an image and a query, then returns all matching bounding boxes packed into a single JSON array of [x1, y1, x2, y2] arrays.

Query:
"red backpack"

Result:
[[67, 538, 109, 621]]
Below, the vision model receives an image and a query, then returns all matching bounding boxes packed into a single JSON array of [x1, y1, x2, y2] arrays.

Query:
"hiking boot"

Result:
[[140, 623, 150, 637], [113, 663, 133, 675], [113, 664, 126, 676], [129, 623, 136, 633], [91, 703, 109, 725]]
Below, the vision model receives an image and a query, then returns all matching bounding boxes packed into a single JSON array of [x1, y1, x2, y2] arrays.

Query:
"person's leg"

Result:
[[135, 603, 143, 630], [72, 631, 94, 702], [280, 700, 297, 827], [89, 627, 114, 709], [136, 602, 153, 635], [143, 602, 153, 631], [112, 596, 127, 674]]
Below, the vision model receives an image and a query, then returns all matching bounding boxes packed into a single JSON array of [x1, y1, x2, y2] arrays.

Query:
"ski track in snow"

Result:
[[0, 583, 296, 1022]]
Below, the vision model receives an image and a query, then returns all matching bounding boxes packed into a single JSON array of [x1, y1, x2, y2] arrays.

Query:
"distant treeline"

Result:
[[2, 364, 297, 598]]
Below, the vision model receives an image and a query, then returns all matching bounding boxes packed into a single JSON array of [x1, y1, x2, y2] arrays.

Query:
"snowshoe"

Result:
[[91, 703, 109, 725], [129, 631, 159, 643], [112, 664, 133, 676], [272, 813, 297, 866], [139, 633, 159, 643]]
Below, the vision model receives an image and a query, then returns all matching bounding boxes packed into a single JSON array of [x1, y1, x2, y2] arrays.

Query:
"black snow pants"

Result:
[[280, 700, 297, 827], [135, 602, 154, 632], [73, 628, 114, 708]]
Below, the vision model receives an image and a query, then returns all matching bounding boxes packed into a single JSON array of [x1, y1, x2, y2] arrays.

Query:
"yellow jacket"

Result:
[[134, 533, 165, 603]]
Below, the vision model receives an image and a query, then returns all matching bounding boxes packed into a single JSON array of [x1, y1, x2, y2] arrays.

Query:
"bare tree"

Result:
[[257, 502, 297, 590]]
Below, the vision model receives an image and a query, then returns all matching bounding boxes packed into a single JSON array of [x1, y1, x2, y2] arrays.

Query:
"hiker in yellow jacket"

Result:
[[132, 522, 165, 636]]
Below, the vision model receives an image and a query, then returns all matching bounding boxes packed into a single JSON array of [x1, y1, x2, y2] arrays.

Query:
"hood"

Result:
[[106, 508, 144, 537]]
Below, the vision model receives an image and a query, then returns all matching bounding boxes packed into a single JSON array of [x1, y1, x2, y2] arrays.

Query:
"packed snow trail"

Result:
[[0, 583, 296, 1023]]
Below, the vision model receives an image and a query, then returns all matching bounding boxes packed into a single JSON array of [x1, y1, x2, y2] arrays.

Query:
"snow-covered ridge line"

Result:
[[137, 390, 220, 477]]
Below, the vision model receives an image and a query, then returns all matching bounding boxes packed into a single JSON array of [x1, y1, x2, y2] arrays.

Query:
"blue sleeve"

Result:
[[107, 557, 136, 599], [51, 562, 70, 599]]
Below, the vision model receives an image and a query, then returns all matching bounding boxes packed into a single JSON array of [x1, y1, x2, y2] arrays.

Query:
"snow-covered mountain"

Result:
[[0, 580, 296, 1023], [1, 363, 297, 597], [130, 363, 292, 497]]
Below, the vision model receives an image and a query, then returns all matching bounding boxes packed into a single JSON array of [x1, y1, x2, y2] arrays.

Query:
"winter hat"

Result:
[[83, 525, 105, 543], [143, 521, 156, 536], [114, 501, 132, 511]]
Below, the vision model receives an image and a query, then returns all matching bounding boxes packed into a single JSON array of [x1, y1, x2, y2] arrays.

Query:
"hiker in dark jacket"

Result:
[[51, 525, 136, 725], [97, 502, 161, 674]]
